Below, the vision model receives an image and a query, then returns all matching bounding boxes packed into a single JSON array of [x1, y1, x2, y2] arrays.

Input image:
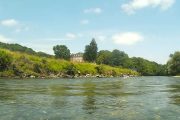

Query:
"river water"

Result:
[[0, 77, 179, 120]]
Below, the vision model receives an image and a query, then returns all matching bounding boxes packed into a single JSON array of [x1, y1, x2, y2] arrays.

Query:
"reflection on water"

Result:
[[82, 81, 97, 114], [167, 84, 180, 105], [0, 77, 179, 120]]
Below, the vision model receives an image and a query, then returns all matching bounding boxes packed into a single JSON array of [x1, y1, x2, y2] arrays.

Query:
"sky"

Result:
[[0, 0, 179, 64]]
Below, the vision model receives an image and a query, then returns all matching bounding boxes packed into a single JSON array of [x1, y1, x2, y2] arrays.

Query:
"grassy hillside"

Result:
[[0, 48, 139, 78], [0, 42, 53, 58]]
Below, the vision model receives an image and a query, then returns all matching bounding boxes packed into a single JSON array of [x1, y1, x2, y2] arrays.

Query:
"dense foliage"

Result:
[[110, 50, 129, 67], [0, 50, 12, 71], [53, 45, 70, 60], [96, 50, 112, 65], [83, 38, 98, 62], [96, 50, 167, 76], [129, 57, 167, 76], [167, 51, 180, 75]]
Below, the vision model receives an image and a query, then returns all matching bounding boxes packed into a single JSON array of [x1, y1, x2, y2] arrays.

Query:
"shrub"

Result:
[[33, 63, 42, 73], [95, 65, 104, 75], [0, 50, 12, 71], [65, 63, 77, 76]]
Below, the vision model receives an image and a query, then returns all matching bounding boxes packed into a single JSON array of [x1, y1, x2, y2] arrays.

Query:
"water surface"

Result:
[[0, 77, 179, 120]]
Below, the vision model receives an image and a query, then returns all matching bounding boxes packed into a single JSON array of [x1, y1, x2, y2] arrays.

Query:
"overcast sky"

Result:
[[0, 0, 179, 64]]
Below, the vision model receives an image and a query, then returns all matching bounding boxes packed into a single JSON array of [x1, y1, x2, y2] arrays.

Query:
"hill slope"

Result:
[[0, 42, 53, 58]]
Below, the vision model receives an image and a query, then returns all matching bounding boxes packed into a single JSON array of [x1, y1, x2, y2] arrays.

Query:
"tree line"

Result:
[[0, 39, 179, 76], [53, 38, 179, 76]]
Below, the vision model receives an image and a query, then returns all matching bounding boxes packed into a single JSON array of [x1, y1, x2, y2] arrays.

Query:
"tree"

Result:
[[130, 57, 167, 76], [53, 45, 70, 60], [0, 50, 12, 71], [83, 38, 98, 62], [167, 51, 180, 75], [109, 49, 129, 67], [96, 50, 112, 65]]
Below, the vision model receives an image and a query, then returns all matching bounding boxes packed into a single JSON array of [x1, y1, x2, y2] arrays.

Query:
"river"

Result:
[[0, 77, 179, 120]]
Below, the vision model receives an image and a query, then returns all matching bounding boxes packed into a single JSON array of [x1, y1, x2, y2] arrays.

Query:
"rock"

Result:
[[30, 75, 35, 78]]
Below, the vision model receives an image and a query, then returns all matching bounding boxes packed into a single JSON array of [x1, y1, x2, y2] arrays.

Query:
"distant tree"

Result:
[[96, 50, 112, 65], [0, 42, 35, 55], [129, 57, 167, 76], [53, 45, 70, 60], [83, 38, 98, 62], [37, 52, 53, 58], [130, 57, 150, 75], [0, 42, 52, 58], [156, 64, 167, 76], [167, 51, 180, 75], [0, 50, 12, 71], [109, 49, 129, 67]]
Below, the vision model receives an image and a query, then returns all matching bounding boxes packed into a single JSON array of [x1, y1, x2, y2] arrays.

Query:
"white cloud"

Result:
[[1, 19, 29, 32], [0, 35, 11, 43], [80, 19, 89, 25], [112, 32, 143, 45], [66, 33, 77, 39], [97, 35, 106, 41], [84, 8, 102, 14], [121, 0, 175, 14], [1, 19, 18, 27]]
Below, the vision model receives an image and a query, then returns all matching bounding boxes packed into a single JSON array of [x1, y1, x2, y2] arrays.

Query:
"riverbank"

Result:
[[0, 75, 137, 80], [0, 49, 139, 79]]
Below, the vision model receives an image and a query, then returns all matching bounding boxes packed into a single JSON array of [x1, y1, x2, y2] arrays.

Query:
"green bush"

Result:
[[95, 65, 104, 75], [0, 50, 12, 71], [65, 63, 77, 76], [33, 63, 42, 73]]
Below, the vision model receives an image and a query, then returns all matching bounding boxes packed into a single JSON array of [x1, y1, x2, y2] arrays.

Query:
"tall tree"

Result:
[[83, 38, 98, 62], [167, 51, 180, 75], [53, 45, 70, 60]]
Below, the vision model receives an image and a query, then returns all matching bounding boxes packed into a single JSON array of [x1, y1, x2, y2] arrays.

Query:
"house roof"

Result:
[[71, 52, 83, 57]]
